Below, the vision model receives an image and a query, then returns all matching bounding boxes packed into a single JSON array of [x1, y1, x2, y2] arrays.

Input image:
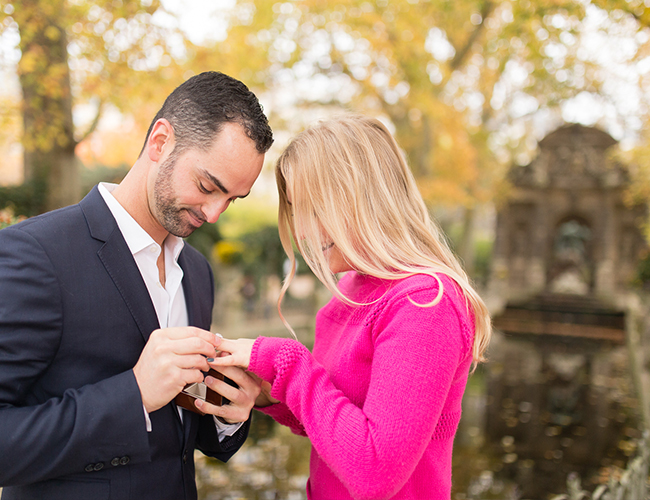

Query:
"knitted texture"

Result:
[[251, 272, 475, 500]]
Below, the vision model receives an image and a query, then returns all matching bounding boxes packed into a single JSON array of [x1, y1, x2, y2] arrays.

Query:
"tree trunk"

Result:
[[457, 205, 476, 277], [15, 0, 79, 213]]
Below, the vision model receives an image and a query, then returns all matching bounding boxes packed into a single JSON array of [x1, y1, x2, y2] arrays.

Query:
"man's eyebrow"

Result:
[[200, 169, 229, 194], [200, 168, 251, 198]]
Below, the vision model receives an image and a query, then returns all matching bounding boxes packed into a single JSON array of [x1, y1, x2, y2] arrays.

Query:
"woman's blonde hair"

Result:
[[275, 114, 491, 364]]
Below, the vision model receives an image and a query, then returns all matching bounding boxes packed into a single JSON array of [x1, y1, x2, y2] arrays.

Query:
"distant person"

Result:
[[240, 275, 257, 315], [206, 114, 492, 499], [0, 71, 273, 499]]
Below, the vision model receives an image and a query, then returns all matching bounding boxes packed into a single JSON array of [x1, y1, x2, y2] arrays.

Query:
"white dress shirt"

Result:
[[98, 183, 241, 439]]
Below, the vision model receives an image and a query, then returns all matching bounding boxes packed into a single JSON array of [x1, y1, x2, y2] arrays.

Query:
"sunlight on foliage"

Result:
[[213, 240, 245, 266], [217, 198, 279, 240]]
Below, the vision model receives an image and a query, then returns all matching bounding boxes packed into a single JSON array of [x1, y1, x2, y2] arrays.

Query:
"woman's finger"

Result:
[[206, 354, 237, 366]]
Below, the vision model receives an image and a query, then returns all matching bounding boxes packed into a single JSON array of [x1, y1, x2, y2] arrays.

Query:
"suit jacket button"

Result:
[[182, 450, 188, 464], [93, 462, 104, 471], [111, 458, 120, 467], [85, 464, 94, 472], [119, 456, 130, 465]]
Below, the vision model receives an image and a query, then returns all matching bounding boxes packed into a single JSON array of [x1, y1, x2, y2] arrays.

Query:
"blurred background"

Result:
[[2, 0, 650, 498]]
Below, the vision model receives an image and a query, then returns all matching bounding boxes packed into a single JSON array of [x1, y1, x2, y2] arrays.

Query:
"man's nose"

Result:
[[203, 199, 230, 224]]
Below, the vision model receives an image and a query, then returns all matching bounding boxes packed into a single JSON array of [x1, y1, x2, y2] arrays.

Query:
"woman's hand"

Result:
[[210, 338, 254, 369], [210, 337, 280, 407]]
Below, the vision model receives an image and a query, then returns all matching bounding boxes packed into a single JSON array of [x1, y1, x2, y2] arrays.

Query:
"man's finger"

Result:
[[204, 373, 241, 403], [171, 337, 219, 358], [157, 327, 221, 346], [212, 337, 237, 354], [194, 399, 243, 423], [182, 368, 207, 387], [211, 365, 256, 387], [174, 354, 212, 371]]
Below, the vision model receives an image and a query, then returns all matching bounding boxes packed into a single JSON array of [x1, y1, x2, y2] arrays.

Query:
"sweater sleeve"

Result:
[[250, 337, 307, 436], [248, 286, 472, 500]]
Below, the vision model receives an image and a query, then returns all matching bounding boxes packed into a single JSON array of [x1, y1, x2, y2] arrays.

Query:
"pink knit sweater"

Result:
[[250, 272, 475, 500]]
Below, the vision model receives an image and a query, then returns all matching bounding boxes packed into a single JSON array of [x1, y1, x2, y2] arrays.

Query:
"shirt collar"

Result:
[[98, 182, 185, 258]]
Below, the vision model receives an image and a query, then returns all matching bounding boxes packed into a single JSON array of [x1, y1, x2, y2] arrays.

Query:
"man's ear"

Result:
[[146, 118, 175, 162]]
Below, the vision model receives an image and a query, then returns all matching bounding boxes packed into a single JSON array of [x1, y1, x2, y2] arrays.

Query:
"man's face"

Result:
[[150, 122, 265, 238]]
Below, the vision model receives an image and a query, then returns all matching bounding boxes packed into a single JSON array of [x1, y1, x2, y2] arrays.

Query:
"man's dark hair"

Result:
[[140, 71, 273, 157]]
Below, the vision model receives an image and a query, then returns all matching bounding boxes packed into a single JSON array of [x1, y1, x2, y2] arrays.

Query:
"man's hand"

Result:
[[195, 365, 262, 423], [249, 373, 281, 408], [133, 327, 219, 413]]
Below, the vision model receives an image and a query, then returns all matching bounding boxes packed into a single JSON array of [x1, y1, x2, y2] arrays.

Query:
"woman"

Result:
[[210, 114, 491, 500]]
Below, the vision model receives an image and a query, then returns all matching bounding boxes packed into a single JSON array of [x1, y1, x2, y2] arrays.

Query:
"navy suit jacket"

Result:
[[0, 186, 250, 500]]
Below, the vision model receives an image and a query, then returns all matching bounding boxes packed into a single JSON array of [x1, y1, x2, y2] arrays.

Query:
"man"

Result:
[[0, 71, 274, 499]]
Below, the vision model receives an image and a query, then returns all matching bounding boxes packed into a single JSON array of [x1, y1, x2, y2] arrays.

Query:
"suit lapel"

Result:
[[80, 186, 160, 342], [97, 236, 160, 342], [81, 187, 185, 439], [178, 250, 202, 441], [179, 251, 199, 327]]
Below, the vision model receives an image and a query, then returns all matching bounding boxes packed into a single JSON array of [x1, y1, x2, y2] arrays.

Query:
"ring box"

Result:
[[174, 369, 225, 415]]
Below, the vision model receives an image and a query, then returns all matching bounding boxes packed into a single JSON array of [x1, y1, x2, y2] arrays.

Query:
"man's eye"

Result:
[[199, 183, 212, 194]]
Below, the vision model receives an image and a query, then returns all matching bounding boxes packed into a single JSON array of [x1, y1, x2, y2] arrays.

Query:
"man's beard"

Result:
[[153, 154, 205, 238]]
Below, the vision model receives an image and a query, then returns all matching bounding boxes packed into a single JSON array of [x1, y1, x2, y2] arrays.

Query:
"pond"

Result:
[[196, 413, 310, 500]]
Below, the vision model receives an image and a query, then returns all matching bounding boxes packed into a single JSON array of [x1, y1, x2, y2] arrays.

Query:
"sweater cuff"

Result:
[[249, 336, 288, 383]]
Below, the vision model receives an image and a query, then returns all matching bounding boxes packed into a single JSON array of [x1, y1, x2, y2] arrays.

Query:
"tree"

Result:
[[193, 0, 608, 271], [0, 0, 188, 213]]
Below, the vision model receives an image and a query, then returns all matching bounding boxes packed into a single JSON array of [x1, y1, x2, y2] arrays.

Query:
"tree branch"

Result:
[[76, 100, 103, 146], [450, 1, 495, 71]]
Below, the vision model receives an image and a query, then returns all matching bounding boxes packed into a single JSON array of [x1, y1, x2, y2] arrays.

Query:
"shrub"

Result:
[[0, 208, 26, 229]]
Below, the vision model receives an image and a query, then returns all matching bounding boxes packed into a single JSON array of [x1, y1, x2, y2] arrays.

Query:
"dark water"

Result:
[[452, 333, 642, 500], [196, 412, 310, 500]]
